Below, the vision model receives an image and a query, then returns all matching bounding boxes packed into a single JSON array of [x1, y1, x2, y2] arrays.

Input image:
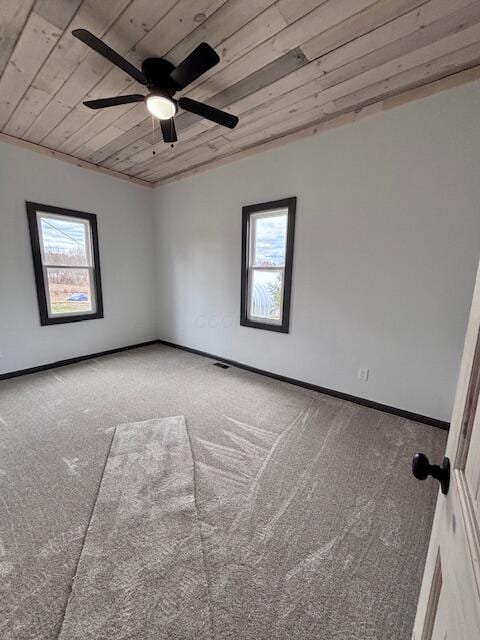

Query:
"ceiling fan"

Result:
[[72, 29, 239, 143]]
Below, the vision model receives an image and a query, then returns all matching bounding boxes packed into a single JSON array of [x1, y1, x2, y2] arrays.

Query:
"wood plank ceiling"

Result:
[[1, 0, 480, 186]]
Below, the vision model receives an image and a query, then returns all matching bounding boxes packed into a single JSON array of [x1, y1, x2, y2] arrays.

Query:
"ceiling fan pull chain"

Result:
[[152, 115, 157, 156]]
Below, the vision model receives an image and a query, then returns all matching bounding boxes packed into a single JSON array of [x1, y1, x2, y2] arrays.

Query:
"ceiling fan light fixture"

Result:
[[146, 95, 176, 120]]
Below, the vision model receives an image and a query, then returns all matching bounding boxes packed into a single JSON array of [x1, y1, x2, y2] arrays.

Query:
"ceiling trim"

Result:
[[0, 131, 152, 189], [152, 64, 480, 188]]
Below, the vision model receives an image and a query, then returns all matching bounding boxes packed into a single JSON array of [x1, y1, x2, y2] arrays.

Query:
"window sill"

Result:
[[240, 318, 289, 333]]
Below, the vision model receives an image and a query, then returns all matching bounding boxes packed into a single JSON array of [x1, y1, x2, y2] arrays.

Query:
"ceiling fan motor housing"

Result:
[[142, 58, 179, 95]]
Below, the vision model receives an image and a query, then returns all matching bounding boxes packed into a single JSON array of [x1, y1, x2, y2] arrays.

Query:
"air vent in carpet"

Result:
[[213, 362, 230, 369]]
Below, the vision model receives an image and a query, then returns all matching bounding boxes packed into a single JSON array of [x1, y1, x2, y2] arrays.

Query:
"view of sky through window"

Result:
[[40, 215, 89, 266], [254, 213, 287, 267]]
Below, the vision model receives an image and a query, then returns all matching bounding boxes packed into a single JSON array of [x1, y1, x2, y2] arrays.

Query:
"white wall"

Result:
[[0, 142, 157, 374], [1, 82, 478, 420], [153, 81, 480, 422]]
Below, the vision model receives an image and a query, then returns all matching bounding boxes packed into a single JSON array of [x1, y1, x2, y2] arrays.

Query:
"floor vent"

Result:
[[213, 362, 230, 369]]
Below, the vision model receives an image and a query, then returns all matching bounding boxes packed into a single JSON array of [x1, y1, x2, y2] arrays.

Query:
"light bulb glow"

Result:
[[146, 95, 176, 120]]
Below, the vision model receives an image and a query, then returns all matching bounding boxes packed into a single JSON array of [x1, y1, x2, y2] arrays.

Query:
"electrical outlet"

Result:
[[358, 368, 369, 381]]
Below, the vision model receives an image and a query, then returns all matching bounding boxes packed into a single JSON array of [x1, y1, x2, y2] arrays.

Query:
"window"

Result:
[[240, 197, 296, 333], [26, 202, 103, 325]]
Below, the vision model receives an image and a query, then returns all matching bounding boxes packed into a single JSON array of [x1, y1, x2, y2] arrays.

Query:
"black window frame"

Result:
[[240, 197, 296, 333], [26, 201, 104, 326]]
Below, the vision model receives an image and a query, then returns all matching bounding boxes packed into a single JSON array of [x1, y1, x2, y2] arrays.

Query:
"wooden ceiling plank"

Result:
[[301, 0, 431, 60], [126, 1, 429, 163], [104, 120, 212, 169], [75, 119, 168, 162], [72, 0, 480, 168], [234, 50, 480, 152], [149, 65, 480, 185], [314, 1, 480, 92], [71, 103, 153, 164], [107, 122, 221, 172], [30, 0, 180, 148], [275, 0, 330, 25], [4, 0, 131, 140], [34, 0, 83, 31], [221, 43, 480, 153], [143, 0, 330, 107], [107, 124, 218, 170], [103, 139, 152, 171], [123, 0, 227, 69], [169, 0, 425, 121], [86, 115, 150, 163], [98, 47, 308, 168], [212, 23, 480, 147], [313, 0, 480, 74], [108, 160, 135, 173], [382, 62, 480, 108], [92, 50, 305, 166], [88, 121, 152, 164], [0, 11, 66, 129], [167, 0, 276, 66], [84, 0, 421, 167], [111, 102, 149, 132], [174, 47, 307, 130], [58, 0, 282, 156], [185, 0, 478, 139], [186, 3, 288, 79], [57, 0, 278, 158], [44, 0, 229, 153], [276, 0, 377, 27], [0, 0, 36, 78], [108, 153, 149, 173], [74, 124, 125, 156], [119, 79, 334, 173], [127, 2, 480, 177], [333, 41, 480, 112], [150, 56, 325, 165], [51, 99, 137, 153], [141, 29, 480, 180], [174, 0, 385, 105], [78, 0, 279, 162]]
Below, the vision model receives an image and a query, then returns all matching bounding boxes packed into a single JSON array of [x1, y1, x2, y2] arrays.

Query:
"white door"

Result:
[[412, 260, 480, 640]]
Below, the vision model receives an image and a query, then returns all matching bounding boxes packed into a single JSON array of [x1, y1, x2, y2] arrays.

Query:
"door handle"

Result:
[[412, 453, 450, 495]]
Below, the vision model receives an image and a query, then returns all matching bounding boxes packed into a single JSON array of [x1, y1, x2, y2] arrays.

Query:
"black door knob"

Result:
[[412, 453, 450, 495]]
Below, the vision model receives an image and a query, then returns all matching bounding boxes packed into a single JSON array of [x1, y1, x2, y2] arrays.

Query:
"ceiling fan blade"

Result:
[[83, 94, 145, 109], [170, 43, 220, 90], [160, 118, 177, 143], [178, 97, 238, 129], [72, 29, 146, 85]]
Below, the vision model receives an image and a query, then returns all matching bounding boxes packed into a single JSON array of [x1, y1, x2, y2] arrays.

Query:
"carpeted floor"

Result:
[[0, 344, 446, 639], [58, 416, 211, 640]]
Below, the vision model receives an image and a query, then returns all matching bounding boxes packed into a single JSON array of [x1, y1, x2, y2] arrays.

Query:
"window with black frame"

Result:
[[26, 202, 103, 326], [240, 197, 296, 333]]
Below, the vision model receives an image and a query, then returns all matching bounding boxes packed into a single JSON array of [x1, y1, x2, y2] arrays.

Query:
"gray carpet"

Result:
[[58, 417, 211, 640], [0, 344, 446, 639]]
